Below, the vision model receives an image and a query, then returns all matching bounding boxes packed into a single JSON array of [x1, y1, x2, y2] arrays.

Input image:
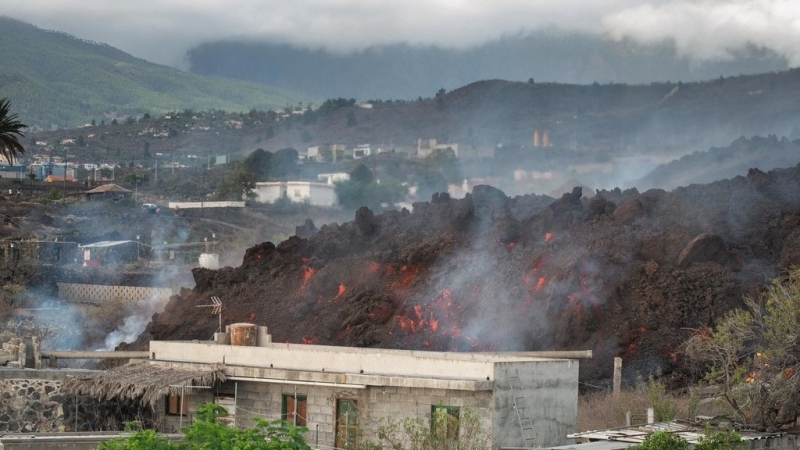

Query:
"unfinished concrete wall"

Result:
[[182, 380, 494, 449], [492, 360, 579, 449]]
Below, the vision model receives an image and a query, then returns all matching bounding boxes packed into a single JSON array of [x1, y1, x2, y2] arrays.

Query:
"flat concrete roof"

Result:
[[150, 340, 575, 388]]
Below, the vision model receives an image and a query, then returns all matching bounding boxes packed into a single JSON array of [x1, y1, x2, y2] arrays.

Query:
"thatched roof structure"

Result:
[[61, 361, 226, 407]]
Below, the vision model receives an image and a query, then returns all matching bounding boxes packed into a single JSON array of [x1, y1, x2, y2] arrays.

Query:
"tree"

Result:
[[423, 148, 462, 184], [683, 268, 800, 431], [435, 88, 446, 110], [346, 110, 357, 127], [0, 98, 26, 164], [98, 403, 311, 450], [271, 147, 298, 179], [244, 148, 272, 180], [216, 163, 256, 200], [350, 164, 374, 185]]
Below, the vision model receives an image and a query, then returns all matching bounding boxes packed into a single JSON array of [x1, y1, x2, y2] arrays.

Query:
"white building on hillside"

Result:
[[252, 181, 338, 207]]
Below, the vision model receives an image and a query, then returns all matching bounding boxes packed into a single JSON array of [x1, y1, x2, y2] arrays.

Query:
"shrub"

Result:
[[629, 430, 688, 450]]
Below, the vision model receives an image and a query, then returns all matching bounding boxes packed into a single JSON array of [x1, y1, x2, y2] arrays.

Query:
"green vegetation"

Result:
[[335, 164, 408, 211], [683, 268, 800, 431], [215, 162, 257, 201], [629, 430, 688, 450], [98, 403, 311, 450], [0, 17, 308, 128], [628, 427, 743, 450], [0, 98, 26, 163]]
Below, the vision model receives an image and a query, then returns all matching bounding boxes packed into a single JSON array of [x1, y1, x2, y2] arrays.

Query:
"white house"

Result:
[[352, 144, 372, 159], [252, 181, 338, 207], [317, 172, 350, 185], [417, 138, 459, 158]]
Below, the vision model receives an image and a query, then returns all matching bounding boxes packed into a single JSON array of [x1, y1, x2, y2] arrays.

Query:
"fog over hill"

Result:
[[187, 33, 788, 101]]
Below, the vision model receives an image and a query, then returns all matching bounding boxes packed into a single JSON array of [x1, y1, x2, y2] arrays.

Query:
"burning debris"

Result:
[[133, 166, 800, 383]]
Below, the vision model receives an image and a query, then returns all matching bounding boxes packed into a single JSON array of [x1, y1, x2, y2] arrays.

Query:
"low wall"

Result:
[[167, 201, 245, 209], [57, 283, 174, 304], [0, 432, 183, 450]]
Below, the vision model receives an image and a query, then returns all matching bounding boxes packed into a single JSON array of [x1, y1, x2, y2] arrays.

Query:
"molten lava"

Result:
[[335, 283, 346, 299]]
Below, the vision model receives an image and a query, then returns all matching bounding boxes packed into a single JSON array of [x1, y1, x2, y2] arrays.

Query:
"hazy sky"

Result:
[[5, 0, 800, 68]]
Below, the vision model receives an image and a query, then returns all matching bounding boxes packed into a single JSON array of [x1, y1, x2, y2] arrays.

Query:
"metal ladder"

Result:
[[508, 370, 538, 448]]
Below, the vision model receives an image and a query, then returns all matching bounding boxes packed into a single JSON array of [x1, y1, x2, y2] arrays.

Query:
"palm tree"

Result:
[[0, 98, 26, 164]]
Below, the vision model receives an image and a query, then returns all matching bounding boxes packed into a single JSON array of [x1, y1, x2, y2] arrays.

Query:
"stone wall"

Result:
[[0, 379, 65, 432], [0, 371, 128, 433]]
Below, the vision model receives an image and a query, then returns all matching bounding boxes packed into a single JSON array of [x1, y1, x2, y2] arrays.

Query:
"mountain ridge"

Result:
[[0, 17, 308, 128]]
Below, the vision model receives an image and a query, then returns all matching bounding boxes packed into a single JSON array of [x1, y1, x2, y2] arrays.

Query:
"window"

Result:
[[431, 405, 460, 439], [282, 394, 307, 426], [335, 399, 358, 448], [165, 393, 188, 416]]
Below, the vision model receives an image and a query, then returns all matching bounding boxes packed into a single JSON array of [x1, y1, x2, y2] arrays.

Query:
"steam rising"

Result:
[[103, 291, 170, 350]]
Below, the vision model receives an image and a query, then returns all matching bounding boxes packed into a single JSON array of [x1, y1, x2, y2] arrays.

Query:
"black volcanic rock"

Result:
[[133, 164, 800, 385]]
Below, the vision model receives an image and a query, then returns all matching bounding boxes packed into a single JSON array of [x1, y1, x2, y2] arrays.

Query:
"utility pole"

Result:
[[62, 150, 68, 204]]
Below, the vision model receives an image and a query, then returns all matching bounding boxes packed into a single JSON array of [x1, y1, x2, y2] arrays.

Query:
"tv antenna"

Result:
[[197, 296, 223, 333]]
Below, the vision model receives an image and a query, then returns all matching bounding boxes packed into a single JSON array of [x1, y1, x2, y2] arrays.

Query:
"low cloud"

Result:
[[6, 0, 800, 66]]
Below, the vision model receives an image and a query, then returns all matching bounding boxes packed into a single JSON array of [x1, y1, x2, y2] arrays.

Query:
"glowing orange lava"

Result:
[[299, 264, 315, 289], [334, 283, 346, 299], [544, 232, 553, 242]]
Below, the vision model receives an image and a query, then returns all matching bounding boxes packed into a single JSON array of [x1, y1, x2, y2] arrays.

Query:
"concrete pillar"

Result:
[[257, 326, 271, 346], [647, 408, 654, 424], [17, 342, 26, 367], [32, 336, 41, 369], [613, 357, 622, 396]]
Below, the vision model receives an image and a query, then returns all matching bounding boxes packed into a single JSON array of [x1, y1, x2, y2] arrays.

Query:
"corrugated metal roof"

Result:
[[568, 421, 783, 444], [539, 440, 637, 450], [78, 240, 134, 248], [85, 184, 132, 194]]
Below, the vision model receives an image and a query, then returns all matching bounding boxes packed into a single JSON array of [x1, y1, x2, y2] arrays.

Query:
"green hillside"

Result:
[[0, 17, 309, 128]]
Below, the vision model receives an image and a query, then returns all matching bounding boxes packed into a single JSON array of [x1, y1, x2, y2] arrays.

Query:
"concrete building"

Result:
[[78, 240, 139, 267], [351, 144, 372, 159], [0, 240, 80, 266], [68, 326, 582, 449], [307, 144, 346, 162], [417, 138, 459, 158], [252, 181, 338, 207]]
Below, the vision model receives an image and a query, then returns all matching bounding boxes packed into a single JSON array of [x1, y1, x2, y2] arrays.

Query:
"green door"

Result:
[[335, 399, 358, 449]]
